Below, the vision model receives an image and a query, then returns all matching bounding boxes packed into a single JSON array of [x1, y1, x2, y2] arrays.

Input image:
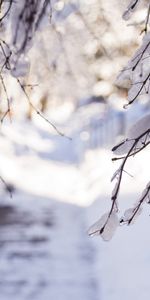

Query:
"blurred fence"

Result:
[[78, 109, 126, 155], [77, 102, 150, 155], [89, 110, 125, 148]]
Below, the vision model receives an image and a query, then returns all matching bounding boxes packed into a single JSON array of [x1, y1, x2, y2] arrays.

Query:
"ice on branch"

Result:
[[111, 168, 121, 182], [112, 139, 134, 155], [88, 212, 119, 241], [120, 207, 143, 225], [11, 57, 30, 78], [116, 32, 150, 106], [112, 114, 150, 156], [122, 0, 141, 20], [111, 182, 119, 203], [128, 113, 150, 138], [10, 0, 50, 56], [121, 183, 150, 224]]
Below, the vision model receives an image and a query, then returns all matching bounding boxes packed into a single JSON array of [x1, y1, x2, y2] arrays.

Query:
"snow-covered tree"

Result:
[[88, 0, 150, 241], [0, 0, 138, 118]]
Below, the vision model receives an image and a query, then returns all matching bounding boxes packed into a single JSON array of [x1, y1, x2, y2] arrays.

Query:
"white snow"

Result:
[[0, 106, 149, 300]]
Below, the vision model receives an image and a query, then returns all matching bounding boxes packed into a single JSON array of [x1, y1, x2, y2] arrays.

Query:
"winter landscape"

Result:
[[0, 0, 150, 300], [0, 105, 149, 300]]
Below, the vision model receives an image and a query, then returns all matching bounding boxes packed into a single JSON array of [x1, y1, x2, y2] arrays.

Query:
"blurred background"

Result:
[[0, 0, 150, 299]]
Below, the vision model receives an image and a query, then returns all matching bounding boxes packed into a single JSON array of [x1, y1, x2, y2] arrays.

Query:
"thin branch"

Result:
[[17, 78, 72, 140], [101, 128, 150, 234], [0, 0, 13, 23]]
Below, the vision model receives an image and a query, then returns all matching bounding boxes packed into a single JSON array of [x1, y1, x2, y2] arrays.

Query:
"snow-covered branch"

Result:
[[88, 0, 150, 241]]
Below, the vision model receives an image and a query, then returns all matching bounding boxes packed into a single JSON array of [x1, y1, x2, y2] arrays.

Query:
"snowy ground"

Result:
[[0, 114, 149, 300]]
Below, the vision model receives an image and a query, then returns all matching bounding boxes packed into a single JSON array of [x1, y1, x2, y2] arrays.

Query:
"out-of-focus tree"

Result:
[[0, 0, 141, 122]]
